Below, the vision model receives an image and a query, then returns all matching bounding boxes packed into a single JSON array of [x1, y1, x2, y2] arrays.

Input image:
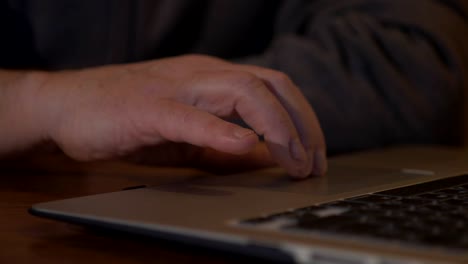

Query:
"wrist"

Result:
[[18, 70, 58, 142], [7, 70, 54, 143]]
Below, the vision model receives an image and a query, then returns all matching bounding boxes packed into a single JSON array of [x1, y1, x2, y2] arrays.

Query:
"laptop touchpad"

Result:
[[161, 165, 431, 196]]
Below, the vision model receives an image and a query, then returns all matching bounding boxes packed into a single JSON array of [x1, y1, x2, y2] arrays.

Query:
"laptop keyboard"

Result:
[[239, 174, 468, 251]]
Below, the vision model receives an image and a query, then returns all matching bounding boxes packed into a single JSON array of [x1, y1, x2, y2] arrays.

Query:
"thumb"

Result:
[[140, 99, 259, 154]]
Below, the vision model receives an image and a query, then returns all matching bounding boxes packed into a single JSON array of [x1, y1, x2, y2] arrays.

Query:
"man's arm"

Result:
[[0, 70, 51, 154], [241, 0, 468, 154], [0, 55, 327, 178]]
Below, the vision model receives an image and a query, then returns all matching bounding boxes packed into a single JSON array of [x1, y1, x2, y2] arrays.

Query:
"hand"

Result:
[[35, 55, 327, 178]]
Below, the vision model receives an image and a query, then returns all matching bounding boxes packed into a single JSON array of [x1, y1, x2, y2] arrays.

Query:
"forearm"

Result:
[[0, 70, 51, 156]]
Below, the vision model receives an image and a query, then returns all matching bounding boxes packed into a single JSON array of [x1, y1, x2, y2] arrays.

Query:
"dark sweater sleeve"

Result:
[[240, 0, 468, 154]]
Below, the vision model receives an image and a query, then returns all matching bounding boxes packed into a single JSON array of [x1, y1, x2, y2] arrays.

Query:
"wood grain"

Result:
[[0, 153, 267, 264]]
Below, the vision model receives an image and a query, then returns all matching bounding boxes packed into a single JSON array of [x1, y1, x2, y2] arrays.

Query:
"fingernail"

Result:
[[312, 149, 327, 176], [289, 138, 307, 163], [233, 128, 255, 139]]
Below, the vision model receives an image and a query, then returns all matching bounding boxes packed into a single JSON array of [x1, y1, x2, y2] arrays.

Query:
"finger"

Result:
[[184, 71, 311, 178], [230, 65, 327, 176], [145, 99, 259, 155], [197, 141, 275, 173]]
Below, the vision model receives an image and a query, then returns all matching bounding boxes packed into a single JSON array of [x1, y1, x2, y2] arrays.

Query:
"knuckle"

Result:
[[268, 70, 294, 88], [228, 71, 265, 93], [180, 54, 221, 65], [180, 108, 198, 126], [180, 54, 205, 61], [179, 108, 220, 139], [204, 118, 225, 134]]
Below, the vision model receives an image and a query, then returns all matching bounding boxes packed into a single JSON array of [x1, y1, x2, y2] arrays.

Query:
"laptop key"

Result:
[[441, 198, 468, 206], [295, 215, 356, 231], [415, 192, 452, 200], [346, 194, 398, 204], [292, 205, 326, 216]]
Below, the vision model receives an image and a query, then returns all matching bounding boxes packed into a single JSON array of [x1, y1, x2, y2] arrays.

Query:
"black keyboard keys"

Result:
[[240, 174, 468, 251]]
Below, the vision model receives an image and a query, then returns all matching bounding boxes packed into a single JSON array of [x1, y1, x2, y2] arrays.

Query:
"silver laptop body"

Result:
[[30, 146, 468, 264]]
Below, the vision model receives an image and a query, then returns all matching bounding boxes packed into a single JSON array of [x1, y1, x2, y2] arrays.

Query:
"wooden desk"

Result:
[[0, 153, 264, 264]]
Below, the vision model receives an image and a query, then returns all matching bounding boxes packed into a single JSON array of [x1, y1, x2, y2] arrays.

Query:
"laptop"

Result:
[[30, 146, 468, 264]]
